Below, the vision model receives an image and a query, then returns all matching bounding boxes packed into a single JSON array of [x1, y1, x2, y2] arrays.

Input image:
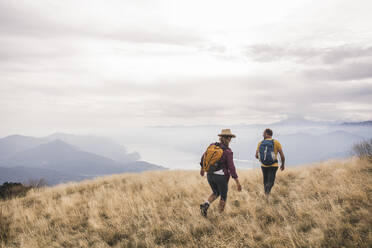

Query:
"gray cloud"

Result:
[[245, 44, 320, 63], [322, 46, 372, 64], [105, 28, 203, 46], [245, 44, 372, 64], [303, 62, 372, 81], [0, 1, 203, 46], [1, 72, 370, 129], [0, 37, 79, 63]]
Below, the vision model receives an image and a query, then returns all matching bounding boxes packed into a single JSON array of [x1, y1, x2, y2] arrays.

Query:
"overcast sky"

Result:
[[1, 0, 372, 135]]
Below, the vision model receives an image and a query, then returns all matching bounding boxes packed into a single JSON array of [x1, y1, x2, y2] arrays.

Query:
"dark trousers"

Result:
[[261, 166, 278, 195], [207, 174, 228, 201]]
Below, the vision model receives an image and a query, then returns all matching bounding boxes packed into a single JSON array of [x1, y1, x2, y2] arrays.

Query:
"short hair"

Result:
[[264, 128, 273, 136]]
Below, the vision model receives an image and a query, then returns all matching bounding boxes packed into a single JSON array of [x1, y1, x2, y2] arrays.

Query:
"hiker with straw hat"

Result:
[[199, 129, 242, 217]]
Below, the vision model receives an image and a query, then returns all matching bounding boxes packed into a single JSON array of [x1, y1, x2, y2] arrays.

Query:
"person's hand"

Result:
[[234, 178, 242, 191], [280, 164, 285, 171], [200, 168, 205, 177], [237, 184, 242, 191]]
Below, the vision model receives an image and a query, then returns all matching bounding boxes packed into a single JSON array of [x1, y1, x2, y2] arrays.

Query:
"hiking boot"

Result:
[[200, 202, 209, 218]]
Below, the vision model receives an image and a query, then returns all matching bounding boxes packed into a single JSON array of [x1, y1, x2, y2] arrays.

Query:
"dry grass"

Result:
[[0, 158, 371, 248]]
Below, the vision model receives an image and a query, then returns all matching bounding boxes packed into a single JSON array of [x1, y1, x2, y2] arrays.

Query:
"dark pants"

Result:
[[207, 174, 228, 201], [261, 166, 278, 195]]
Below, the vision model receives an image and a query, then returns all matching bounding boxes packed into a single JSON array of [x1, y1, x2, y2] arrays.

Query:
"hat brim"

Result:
[[218, 134, 236, 138]]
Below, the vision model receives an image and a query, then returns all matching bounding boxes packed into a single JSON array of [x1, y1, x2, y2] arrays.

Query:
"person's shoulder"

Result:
[[224, 147, 233, 153], [274, 139, 282, 147]]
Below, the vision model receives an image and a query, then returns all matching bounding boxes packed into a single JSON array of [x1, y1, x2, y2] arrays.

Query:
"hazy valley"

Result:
[[0, 133, 166, 185]]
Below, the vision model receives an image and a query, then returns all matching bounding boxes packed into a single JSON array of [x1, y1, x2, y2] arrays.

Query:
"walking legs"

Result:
[[261, 166, 278, 195], [208, 193, 218, 203], [218, 200, 226, 213]]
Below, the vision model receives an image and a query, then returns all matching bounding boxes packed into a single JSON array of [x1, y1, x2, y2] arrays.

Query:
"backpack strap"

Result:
[[215, 142, 225, 168], [216, 142, 228, 151]]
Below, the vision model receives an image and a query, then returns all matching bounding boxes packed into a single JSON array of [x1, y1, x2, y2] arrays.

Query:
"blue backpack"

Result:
[[259, 139, 278, 165]]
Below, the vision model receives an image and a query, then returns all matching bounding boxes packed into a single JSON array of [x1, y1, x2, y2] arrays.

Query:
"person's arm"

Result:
[[200, 167, 205, 177], [255, 142, 260, 159], [279, 149, 285, 171], [200, 153, 205, 176], [226, 150, 242, 191]]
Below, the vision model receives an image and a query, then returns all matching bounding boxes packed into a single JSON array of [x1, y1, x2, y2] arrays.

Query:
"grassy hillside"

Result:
[[1, 159, 371, 248]]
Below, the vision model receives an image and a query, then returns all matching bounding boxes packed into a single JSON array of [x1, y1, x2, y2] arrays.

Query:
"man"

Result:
[[255, 128, 285, 196], [200, 129, 242, 217]]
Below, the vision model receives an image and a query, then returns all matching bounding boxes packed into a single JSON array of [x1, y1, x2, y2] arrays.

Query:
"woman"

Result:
[[200, 129, 242, 217]]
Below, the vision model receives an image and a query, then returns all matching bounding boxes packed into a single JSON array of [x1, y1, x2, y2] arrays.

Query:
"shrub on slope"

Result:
[[353, 139, 372, 162], [0, 158, 371, 248]]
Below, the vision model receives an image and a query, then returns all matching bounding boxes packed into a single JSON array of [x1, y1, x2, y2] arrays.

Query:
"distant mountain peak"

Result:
[[2, 134, 35, 141], [273, 116, 323, 126], [36, 139, 78, 152], [47, 132, 79, 139], [342, 120, 372, 126], [49, 132, 70, 136]]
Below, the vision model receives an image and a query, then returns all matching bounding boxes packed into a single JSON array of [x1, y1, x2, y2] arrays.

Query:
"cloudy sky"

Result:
[[1, 0, 372, 135]]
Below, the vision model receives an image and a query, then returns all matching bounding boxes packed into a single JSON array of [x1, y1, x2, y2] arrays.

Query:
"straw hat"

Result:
[[218, 129, 236, 138]]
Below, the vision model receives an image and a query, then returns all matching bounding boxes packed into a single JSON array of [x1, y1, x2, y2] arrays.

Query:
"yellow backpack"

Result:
[[202, 143, 224, 173]]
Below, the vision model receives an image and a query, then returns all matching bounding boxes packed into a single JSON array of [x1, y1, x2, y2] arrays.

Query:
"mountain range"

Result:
[[342, 120, 372, 126], [0, 133, 166, 185], [226, 130, 364, 167]]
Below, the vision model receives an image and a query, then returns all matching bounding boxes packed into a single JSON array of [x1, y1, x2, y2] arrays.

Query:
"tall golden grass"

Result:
[[1, 158, 371, 248]]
